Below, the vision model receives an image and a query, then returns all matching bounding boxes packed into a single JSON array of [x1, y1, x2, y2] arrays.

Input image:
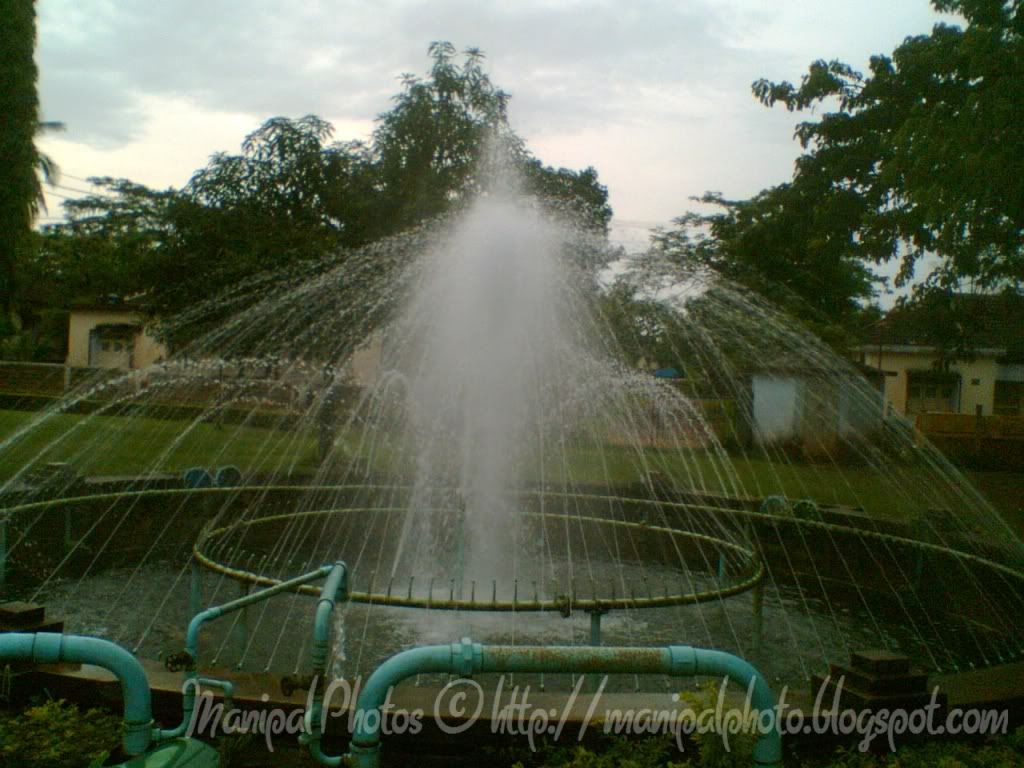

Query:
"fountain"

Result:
[[0, 162, 1022, 762]]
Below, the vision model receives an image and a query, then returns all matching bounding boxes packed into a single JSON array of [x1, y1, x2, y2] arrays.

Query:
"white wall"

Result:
[[752, 375, 802, 443]]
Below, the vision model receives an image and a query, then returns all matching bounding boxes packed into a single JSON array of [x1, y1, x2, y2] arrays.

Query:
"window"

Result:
[[906, 371, 960, 415], [101, 341, 111, 351]]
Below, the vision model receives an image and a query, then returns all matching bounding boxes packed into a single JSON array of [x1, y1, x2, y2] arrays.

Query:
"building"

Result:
[[66, 300, 168, 371], [859, 293, 1024, 417], [749, 365, 886, 454]]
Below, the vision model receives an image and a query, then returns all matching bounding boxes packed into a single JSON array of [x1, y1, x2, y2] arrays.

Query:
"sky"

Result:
[[35, 0, 953, 248]]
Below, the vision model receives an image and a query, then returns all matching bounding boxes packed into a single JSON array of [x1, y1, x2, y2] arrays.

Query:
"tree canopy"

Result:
[[653, 0, 1022, 352], [17, 43, 612, 349], [751, 0, 1023, 294], [0, 0, 42, 316], [651, 185, 880, 346]]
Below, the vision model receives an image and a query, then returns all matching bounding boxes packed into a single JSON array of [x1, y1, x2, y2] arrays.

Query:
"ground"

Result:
[[0, 408, 1021, 534]]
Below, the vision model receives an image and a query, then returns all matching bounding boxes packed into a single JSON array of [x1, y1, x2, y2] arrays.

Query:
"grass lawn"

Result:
[[1, 408, 1021, 534], [0, 408, 323, 481]]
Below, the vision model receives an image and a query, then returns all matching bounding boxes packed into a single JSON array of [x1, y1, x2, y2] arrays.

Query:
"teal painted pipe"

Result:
[[184, 565, 336, 660], [195, 677, 234, 710], [310, 562, 349, 675], [322, 639, 782, 768], [297, 562, 349, 763], [156, 564, 337, 741], [0, 632, 153, 755]]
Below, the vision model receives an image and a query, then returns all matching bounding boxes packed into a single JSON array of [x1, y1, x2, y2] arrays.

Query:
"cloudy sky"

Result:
[[36, 0, 951, 242]]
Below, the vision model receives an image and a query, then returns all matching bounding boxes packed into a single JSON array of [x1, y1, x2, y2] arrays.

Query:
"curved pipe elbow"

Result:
[[350, 644, 464, 749], [689, 648, 782, 767], [0, 633, 153, 756]]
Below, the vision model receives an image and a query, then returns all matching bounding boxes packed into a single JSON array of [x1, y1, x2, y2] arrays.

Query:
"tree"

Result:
[[40, 43, 614, 347], [155, 115, 351, 313], [597, 280, 684, 368], [751, 0, 1023, 295], [38, 178, 178, 304], [0, 0, 42, 316], [520, 160, 612, 235], [372, 42, 612, 234], [371, 42, 511, 229], [651, 184, 881, 347]]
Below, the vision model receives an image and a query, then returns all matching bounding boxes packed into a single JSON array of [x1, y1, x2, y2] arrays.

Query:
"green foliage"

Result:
[[0, 0, 41, 312], [750, 0, 1023, 297], [0, 699, 120, 768], [654, 1, 1023, 350], [0, 308, 67, 362], [24, 43, 613, 345], [809, 726, 1024, 768], [372, 42, 511, 228], [598, 281, 687, 369], [497, 724, 1024, 768], [519, 159, 613, 236], [676, 681, 757, 768], [651, 186, 881, 347], [507, 734, 690, 768]]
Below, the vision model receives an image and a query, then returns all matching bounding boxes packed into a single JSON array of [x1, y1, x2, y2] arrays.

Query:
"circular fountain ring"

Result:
[[9, 484, 1023, 650], [192, 497, 766, 612]]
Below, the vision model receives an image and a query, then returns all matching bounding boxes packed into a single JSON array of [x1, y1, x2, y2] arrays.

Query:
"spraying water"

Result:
[[393, 192, 573, 587], [0, 158, 1022, 689]]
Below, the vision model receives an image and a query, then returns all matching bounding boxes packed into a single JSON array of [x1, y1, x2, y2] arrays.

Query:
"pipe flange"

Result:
[[452, 637, 482, 676], [667, 645, 697, 677]]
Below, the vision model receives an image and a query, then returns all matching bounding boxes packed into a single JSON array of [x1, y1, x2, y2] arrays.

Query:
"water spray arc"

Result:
[[2, 162, 1023, 766]]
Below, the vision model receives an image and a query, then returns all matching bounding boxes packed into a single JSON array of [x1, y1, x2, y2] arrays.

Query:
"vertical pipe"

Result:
[[302, 563, 350, 766], [455, 504, 465, 601], [158, 564, 338, 742]]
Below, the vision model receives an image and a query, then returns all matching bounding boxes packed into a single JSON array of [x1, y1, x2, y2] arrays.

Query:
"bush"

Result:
[[0, 699, 120, 768], [812, 727, 1024, 767], [509, 735, 689, 768]]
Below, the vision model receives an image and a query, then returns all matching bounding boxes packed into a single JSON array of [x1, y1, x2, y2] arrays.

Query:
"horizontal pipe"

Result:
[[333, 640, 782, 768], [482, 644, 676, 675], [0, 633, 153, 755], [184, 564, 336, 659]]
